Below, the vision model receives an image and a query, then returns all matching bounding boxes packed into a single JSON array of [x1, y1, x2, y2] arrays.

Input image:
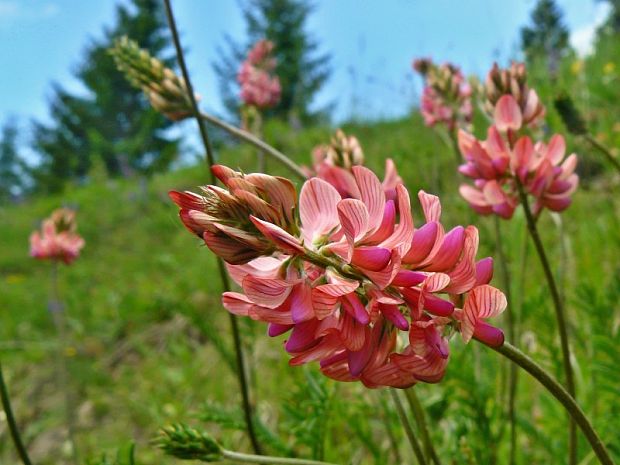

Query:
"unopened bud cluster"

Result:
[[483, 62, 545, 128], [154, 424, 223, 462], [413, 58, 473, 130], [110, 36, 193, 120]]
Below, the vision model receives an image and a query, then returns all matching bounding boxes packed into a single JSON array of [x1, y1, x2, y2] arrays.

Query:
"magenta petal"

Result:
[[475, 257, 494, 286], [268, 323, 293, 337], [348, 346, 372, 377], [402, 222, 439, 264], [423, 295, 455, 316], [379, 304, 409, 330], [342, 293, 370, 325], [473, 321, 505, 347], [290, 283, 314, 323], [424, 226, 465, 271], [366, 199, 396, 243], [392, 270, 427, 287], [351, 246, 391, 271], [285, 320, 319, 352]]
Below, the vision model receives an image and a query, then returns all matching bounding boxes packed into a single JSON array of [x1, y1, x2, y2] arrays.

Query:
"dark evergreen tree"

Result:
[[520, 0, 571, 66], [0, 120, 26, 202], [32, 0, 180, 192], [213, 0, 331, 124]]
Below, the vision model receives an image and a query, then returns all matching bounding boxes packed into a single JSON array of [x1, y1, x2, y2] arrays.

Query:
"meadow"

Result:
[[1, 109, 619, 464], [1, 3, 620, 464]]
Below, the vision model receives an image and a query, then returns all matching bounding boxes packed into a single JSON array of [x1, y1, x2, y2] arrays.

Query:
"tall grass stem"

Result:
[[0, 361, 33, 465]]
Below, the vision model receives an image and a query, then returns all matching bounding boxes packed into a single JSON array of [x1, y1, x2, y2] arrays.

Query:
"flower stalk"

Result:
[[50, 262, 80, 465], [482, 341, 615, 465], [515, 178, 577, 464], [390, 389, 427, 465], [162, 0, 262, 454], [493, 216, 518, 465], [0, 361, 33, 465], [403, 388, 442, 465]]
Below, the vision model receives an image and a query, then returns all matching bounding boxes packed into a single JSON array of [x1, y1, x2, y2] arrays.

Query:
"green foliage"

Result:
[[213, 0, 331, 124], [31, 0, 180, 193], [0, 119, 27, 202], [521, 0, 570, 69]]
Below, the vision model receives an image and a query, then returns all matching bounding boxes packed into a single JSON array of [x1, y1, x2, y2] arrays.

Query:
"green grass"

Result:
[[1, 111, 619, 464]]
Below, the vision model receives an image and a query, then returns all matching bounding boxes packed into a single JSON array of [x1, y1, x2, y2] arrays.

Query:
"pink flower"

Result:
[[413, 58, 473, 131], [458, 95, 578, 219], [484, 62, 545, 128], [30, 208, 85, 265], [173, 162, 507, 388], [238, 40, 281, 109]]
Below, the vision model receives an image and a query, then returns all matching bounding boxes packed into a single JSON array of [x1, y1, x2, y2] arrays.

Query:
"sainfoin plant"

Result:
[[4, 3, 620, 465]]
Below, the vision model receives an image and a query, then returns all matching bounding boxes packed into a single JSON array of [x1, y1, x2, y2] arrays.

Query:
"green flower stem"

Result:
[[493, 216, 518, 465], [222, 449, 338, 465], [403, 388, 442, 465], [483, 341, 615, 465], [50, 262, 79, 465], [389, 389, 427, 465], [162, 0, 261, 454], [199, 111, 307, 181], [0, 361, 33, 465], [583, 134, 620, 175], [515, 179, 577, 465]]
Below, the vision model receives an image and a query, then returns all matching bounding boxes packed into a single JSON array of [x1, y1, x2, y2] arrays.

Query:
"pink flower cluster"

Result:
[[413, 58, 473, 131], [483, 62, 545, 128], [171, 162, 507, 388], [30, 208, 85, 265], [458, 95, 579, 219], [238, 39, 281, 109], [307, 129, 402, 202]]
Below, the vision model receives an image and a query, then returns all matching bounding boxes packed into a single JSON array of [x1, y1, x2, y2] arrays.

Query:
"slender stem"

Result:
[[447, 128, 462, 164], [49, 263, 79, 465], [403, 388, 442, 465], [0, 362, 33, 465], [222, 449, 338, 465], [200, 112, 307, 181], [378, 393, 403, 464], [584, 134, 620, 175], [389, 389, 427, 465], [481, 341, 615, 465], [515, 179, 577, 465], [162, 0, 261, 454], [493, 216, 518, 465]]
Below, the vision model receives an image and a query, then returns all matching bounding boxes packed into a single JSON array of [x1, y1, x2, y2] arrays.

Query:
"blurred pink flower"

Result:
[[413, 58, 473, 131], [458, 95, 578, 219], [238, 39, 281, 109], [30, 208, 85, 265], [173, 162, 507, 388]]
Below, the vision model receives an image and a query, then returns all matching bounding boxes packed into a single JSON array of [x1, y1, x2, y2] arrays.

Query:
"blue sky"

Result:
[[0, 0, 611, 133]]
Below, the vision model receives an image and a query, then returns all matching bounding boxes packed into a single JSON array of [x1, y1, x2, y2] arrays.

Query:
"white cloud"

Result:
[[0, 1, 59, 23], [570, 2, 611, 57], [0, 1, 19, 18]]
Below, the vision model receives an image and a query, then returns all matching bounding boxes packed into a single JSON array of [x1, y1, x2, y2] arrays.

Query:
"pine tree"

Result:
[[213, 0, 331, 125], [32, 0, 180, 192], [0, 120, 25, 202], [521, 0, 570, 66]]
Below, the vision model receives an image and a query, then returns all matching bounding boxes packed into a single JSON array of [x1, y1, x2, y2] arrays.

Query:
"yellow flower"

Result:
[[603, 62, 615, 74], [571, 60, 584, 75], [5, 274, 24, 284], [64, 346, 77, 357]]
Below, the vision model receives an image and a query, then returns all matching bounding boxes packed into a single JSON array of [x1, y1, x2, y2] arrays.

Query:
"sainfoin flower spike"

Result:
[[483, 61, 545, 128], [458, 94, 579, 219], [238, 39, 281, 110], [413, 58, 473, 131], [30, 208, 85, 265], [171, 161, 507, 388], [307, 129, 402, 202], [109, 36, 194, 120]]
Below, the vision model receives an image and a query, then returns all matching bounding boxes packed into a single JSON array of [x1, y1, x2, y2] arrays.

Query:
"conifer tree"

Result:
[[32, 0, 180, 192]]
